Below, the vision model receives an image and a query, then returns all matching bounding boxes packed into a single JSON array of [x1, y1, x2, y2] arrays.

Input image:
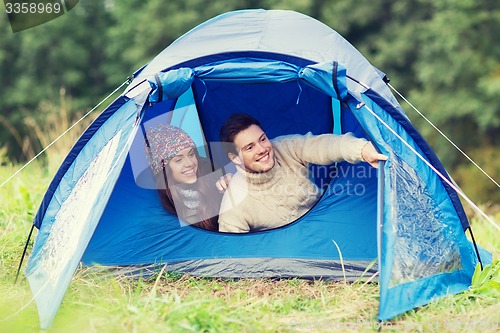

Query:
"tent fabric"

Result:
[[129, 9, 396, 108], [346, 92, 488, 319], [91, 259, 378, 281], [24, 9, 490, 329], [148, 59, 348, 103], [25, 96, 143, 327]]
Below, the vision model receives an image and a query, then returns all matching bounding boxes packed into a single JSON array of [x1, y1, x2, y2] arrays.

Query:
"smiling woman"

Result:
[[144, 123, 222, 231]]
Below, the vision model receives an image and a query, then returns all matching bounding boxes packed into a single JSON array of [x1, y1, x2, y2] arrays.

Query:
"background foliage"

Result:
[[0, 0, 499, 204]]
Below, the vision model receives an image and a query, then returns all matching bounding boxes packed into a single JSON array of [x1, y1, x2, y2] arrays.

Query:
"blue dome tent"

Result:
[[24, 9, 491, 328]]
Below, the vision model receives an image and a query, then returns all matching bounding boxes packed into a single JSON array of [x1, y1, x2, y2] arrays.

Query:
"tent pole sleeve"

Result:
[[154, 74, 163, 102], [467, 227, 483, 270], [376, 160, 385, 275], [15, 223, 35, 284], [331, 61, 341, 99], [126, 78, 148, 95]]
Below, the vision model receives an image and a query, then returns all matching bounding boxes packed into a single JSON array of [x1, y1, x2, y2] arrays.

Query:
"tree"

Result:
[[0, 1, 115, 159], [0, 0, 497, 203]]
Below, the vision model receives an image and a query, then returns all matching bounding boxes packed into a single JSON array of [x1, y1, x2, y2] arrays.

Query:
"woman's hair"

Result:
[[156, 150, 220, 231]]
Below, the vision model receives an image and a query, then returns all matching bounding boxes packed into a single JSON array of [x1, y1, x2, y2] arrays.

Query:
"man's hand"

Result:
[[216, 173, 233, 193], [361, 142, 388, 168]]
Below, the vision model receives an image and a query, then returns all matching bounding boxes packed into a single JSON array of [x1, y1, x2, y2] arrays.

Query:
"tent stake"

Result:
[[15, 224, 35, 284]]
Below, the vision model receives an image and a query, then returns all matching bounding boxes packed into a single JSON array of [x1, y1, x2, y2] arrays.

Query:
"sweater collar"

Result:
[[235, 161, 281, 188]]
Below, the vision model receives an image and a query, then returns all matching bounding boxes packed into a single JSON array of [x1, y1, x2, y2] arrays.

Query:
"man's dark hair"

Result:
[[219, 113, 263, 154]]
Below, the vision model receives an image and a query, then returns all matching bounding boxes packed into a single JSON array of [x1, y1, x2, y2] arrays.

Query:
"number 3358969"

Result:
[[5, 2, 62, 14]]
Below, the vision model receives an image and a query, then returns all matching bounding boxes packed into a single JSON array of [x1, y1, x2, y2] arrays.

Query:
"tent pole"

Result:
[[467, 226, 483, 270], [15, 224, 35, 284]]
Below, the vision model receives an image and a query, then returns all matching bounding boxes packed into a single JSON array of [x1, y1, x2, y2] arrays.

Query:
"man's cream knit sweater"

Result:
[[218, 132, 367, 233]]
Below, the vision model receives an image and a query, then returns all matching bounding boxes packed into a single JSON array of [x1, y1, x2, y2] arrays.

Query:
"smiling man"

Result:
[[217, 113, 387, 233]]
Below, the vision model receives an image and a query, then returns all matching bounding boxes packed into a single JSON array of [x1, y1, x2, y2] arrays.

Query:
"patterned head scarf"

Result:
[[145, 124, 196, 175]]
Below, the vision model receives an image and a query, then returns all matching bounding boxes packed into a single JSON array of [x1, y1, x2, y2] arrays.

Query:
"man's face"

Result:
[[230, 124, 275, 173]]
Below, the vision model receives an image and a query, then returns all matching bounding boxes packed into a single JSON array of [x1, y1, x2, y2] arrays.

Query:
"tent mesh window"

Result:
[[389, 154, 462, 287]]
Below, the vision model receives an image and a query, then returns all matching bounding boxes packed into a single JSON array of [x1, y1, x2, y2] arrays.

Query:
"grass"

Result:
[[1, 161, 498, 333], [0, 149, 499, 332]]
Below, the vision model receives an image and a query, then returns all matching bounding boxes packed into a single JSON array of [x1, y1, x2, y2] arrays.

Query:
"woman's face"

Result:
[[168, 147, 198, 184]]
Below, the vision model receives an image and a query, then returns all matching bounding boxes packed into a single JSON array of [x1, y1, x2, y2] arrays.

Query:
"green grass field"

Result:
[[0, 161, 498, 333]]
